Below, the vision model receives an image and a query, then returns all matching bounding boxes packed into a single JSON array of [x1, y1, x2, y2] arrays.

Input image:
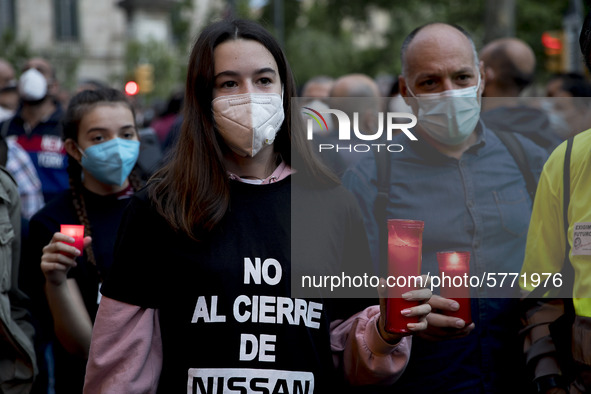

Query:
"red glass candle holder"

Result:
[[436, 251, 472, 325], [60, 224, 85, 256], [385, 219, 424, 334]]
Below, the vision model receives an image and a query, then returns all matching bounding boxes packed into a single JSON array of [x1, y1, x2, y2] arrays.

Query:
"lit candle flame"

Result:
[[449, 252, 460, 267]]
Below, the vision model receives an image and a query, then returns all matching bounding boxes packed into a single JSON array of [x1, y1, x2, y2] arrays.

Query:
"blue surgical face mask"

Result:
[[407, 76, 482, 146], [78, 138, 140, 186]]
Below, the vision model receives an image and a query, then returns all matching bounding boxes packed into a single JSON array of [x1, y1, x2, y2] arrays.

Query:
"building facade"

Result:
[[0, 0, 216, 90]]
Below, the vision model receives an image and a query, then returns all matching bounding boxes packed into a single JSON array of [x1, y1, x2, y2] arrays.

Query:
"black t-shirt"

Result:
[[102, 176, 376, 393], [23, 187, 133, 394]]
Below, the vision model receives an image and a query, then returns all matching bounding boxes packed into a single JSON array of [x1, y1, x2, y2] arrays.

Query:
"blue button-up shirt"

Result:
[[343, 122, 548, 393]]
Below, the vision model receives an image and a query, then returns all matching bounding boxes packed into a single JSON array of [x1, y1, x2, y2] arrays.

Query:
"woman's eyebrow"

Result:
[[215, 68, 276, 80]]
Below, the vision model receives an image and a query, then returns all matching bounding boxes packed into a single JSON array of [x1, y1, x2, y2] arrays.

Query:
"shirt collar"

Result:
[[228, 161, 293, 185], [409, 119, 487, 161], [13, 99, 63, 124]]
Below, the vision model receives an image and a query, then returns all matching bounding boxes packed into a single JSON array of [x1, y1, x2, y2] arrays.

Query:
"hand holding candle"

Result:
[[378, 276, 431, 343], [41, 225, 88, 287], [60, 224, 85, 256], [385, 219, 425, 334]]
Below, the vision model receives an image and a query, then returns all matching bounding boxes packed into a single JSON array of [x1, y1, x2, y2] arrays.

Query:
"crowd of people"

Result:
[[0, 12, 590, 394]]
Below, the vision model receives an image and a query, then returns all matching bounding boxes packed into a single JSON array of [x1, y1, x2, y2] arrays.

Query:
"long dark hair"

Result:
[[62, 88, 143, 265], [149, 19, 337, 239]]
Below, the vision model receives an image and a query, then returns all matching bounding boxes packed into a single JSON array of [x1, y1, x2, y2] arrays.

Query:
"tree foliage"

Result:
[[254, 0, 571, 88], [1, 29, 79, 90], [0, 29, 32, 73], [124, 39, 185, 105]]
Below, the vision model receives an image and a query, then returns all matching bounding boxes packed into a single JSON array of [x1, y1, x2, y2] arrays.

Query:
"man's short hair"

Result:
[[400, 23, 479, 77], [549, 72, 591, 97], [485, 42, 534, 91], [300, 76, 334, 97]]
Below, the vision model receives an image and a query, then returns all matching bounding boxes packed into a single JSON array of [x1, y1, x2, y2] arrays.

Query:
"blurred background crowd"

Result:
[[3, 1, 591, 393], [1, 0, 591, 141]]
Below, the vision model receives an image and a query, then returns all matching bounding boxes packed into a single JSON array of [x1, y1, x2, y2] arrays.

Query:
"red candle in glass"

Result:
[[60, 224, 85, 256], [385, 219, 424, 334], [436, 251, 472, 325]]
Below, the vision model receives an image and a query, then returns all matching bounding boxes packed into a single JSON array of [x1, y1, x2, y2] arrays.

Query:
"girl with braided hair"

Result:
[[24, 87, 142, 393]]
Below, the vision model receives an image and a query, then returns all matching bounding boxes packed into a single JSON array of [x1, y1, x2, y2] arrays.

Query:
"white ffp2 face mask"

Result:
[[18, 68, 48, 102], [408, 78, 481, 146], [212, 93, 284, 157]]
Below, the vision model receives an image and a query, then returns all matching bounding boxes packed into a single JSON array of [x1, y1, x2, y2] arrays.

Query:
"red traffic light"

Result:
[[542, 31, 563, 55], [125, 81, 139, 96]]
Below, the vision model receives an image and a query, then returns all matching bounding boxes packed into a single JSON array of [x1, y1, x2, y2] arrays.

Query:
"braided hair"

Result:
[[62, 88, 143, 265]]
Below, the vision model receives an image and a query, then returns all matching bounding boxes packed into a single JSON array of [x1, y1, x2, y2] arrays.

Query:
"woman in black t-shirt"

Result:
[[84, 20, 432, 393]]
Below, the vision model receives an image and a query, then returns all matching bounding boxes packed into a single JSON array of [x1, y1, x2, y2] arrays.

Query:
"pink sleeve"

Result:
[[84, 297, 162, 394], [331, 305, 411, 386]]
